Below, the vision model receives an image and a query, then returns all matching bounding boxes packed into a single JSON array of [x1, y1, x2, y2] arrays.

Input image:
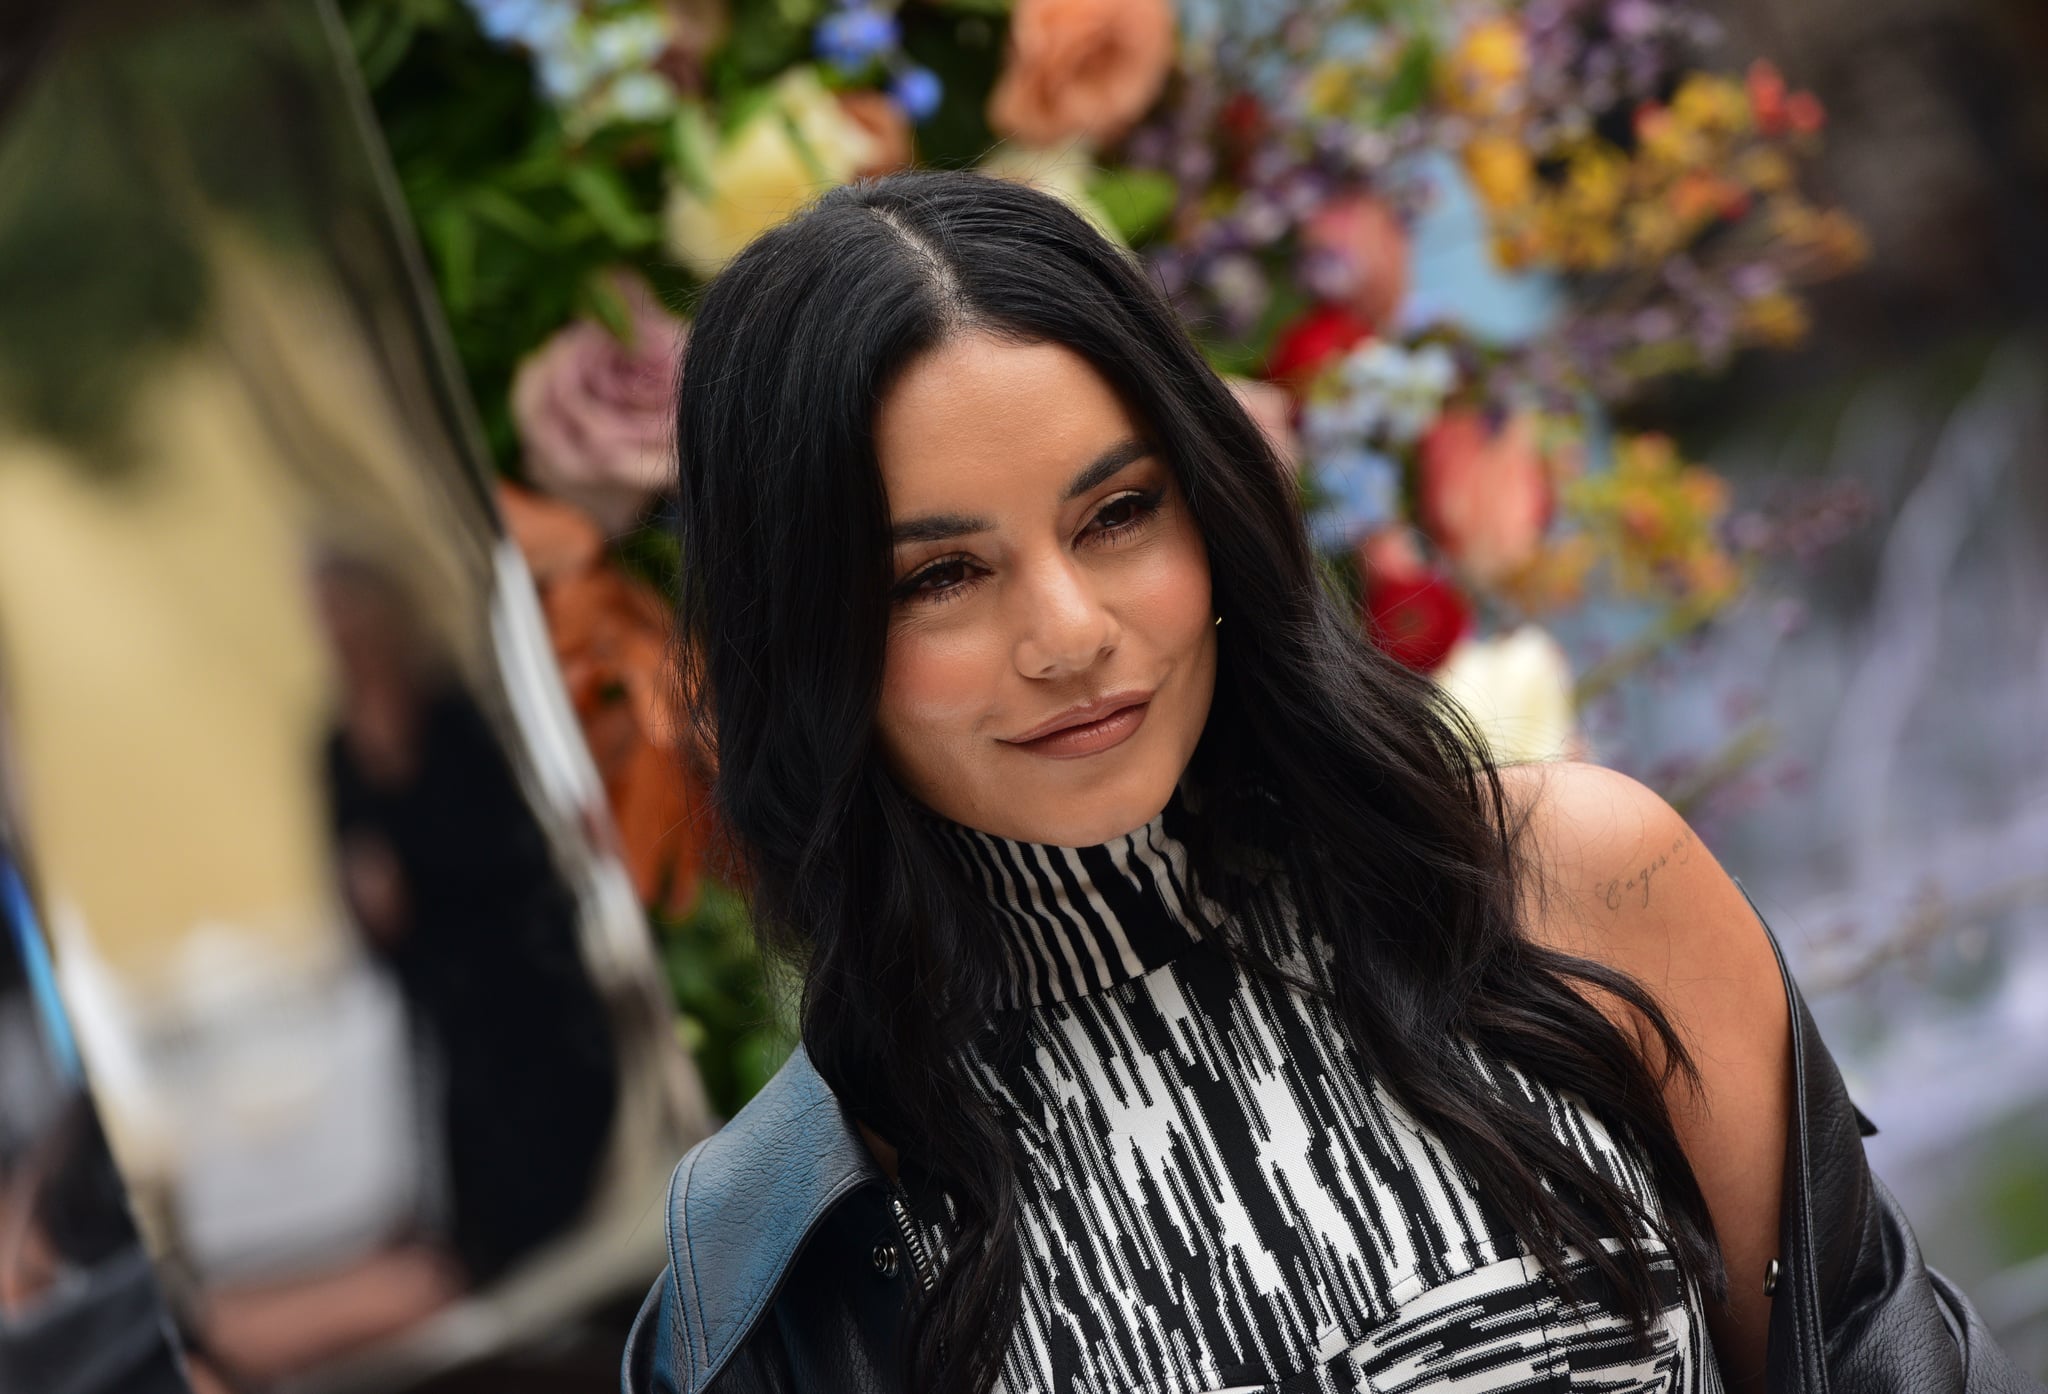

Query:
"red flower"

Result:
[[1746, 60, 1786, 132], [1219, 91, 1268, 145], [1361, 564, 1475, 672], [1264, 303, 1376, 393], [1217, 91, 1270, 178], [1748, 59, 1825, 137], [1784, 91, 1825, 136]]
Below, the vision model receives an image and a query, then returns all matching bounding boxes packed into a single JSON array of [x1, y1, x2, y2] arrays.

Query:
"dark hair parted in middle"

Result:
[[669, 169, 1726, 1394]]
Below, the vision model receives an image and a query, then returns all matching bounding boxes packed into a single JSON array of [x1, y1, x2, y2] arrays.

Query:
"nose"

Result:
[[1012, 554, 1117, 679]]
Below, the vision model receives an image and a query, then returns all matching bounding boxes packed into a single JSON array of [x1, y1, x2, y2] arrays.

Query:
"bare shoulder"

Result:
[[1494, 759, 1773, 1005], [1494, 758, 1792, 1386]]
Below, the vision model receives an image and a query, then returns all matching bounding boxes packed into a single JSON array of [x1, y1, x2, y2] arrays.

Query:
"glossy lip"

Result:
[[1007, 701, 1148, 759], [1001, 688, 1156, 744]]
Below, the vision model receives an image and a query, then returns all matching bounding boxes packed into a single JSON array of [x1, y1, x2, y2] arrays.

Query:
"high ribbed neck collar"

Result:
[[928, 780, 1230, 1008]]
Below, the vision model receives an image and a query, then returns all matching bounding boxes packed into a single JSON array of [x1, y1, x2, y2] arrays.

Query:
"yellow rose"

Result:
[[1564, 145, 1627, 220], [1738, 290, 1810, 347], [1434, 625, 1578, 764], [976, 143, 1123, 244], [1463, 135, 1535, 212], [663, 67, 882, 279], [1445, 18, 1526, 117], [1671, 74, 1752, 138]]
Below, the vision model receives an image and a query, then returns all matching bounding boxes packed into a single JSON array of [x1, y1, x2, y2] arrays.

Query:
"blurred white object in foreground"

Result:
[[1433, 624, 1579, 765]]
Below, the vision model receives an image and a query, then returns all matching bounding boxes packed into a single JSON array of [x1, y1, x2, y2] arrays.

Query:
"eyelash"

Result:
[[893, 487, 1166, 607]]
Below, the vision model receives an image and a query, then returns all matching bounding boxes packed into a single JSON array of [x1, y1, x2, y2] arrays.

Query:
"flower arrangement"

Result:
[[345, 0, 1867, 1102]]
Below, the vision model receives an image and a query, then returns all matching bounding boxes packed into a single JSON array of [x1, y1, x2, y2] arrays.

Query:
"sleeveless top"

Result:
[[918, 781, 1726, 1394]]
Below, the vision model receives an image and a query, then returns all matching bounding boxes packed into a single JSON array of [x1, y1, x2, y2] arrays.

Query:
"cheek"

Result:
[[1121, 520, 1213, 658], [878, 623, 999, 761]]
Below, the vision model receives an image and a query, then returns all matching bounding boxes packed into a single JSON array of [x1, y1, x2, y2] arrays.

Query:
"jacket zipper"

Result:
[[887, 1179, 937, 1293]]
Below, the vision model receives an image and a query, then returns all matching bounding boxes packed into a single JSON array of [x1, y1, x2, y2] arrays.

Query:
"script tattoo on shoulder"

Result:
[[1597, 826, 1698, 911]]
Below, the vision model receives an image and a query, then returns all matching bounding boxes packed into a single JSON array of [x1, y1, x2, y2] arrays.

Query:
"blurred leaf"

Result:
[[465, 186, 557, 245], [1983, 1124, 2048, 1265], [1197, 275, 1310, 377], [718, 82, 781, 139], [566, 163, 658, 247], [348, 5, 418, 87], [667, 100, 719, 200], [929, 0, 1012, 12], [1088, 168, 1177, 244], [582, 268, 636, 339], [899, 8, 1004, 167], [427, 204, 477, 314], [656, 879, 795, 1115], [735, 1026, 797, 1101], [1380, 37, 1436, 122], [714, 0, 816, 89]]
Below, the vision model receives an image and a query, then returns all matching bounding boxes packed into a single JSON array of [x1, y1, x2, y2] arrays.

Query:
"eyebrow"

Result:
[[888, 437, 1156, 545]]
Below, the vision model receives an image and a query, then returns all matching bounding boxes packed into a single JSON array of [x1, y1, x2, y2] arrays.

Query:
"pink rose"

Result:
[[1418, 408, 1552, 584], [1301, 194, 1411, 332], [1225, 376, 1300, 474], [511, 272, 685, 537], [987, 0, 1175, 148]]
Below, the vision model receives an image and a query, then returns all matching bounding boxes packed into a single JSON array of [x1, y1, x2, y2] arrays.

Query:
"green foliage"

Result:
[[344, 0, 798, 1110], [899, 8, 1004, 167], [656, 880, 799, 1119], [710, 0, 823, 93], [341, 0, 688, 470], [1088, 168, 1178, 244], [1196, 276, 1311, 378], [1980, 1115, 2048, 1267], [1379, 37, 1436, 121]]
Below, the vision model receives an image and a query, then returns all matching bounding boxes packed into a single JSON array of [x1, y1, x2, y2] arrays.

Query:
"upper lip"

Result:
[[1003, 689, 1153, 744]]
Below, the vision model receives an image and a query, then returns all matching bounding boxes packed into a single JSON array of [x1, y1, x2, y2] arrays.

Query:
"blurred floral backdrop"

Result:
[[341, 0, 1874, 1116]]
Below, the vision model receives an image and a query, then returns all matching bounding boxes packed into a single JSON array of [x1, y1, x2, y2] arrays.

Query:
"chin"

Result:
[[1007, 758, 1184, 848]]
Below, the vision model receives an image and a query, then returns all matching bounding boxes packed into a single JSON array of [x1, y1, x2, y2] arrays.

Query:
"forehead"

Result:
[[873, 336, 1142, 505]]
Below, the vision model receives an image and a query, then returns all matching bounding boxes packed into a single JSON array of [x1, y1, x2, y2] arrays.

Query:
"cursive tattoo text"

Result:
[[1597, 827, 1697, 910]]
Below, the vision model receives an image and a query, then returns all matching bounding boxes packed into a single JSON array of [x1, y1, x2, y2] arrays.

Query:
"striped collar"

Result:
[[930, 782, 1229, 1007]]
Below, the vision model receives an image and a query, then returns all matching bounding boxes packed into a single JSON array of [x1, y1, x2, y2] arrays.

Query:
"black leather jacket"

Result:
[[621, 879, 2044, 1394]]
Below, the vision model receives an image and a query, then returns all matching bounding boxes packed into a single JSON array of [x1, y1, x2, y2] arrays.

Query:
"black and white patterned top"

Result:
[[922, 783, 1726, 1394]]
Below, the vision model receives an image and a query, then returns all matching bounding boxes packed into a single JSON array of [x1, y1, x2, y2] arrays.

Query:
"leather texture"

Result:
[[620, 1043, 909, 1394], [622, 888, 2045, 1394]]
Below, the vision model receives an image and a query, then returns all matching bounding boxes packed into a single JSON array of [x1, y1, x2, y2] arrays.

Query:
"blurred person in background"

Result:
[[316, 555, 621, 1286]]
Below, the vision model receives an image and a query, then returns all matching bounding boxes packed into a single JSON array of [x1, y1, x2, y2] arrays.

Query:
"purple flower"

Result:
[[891, 65, 943, 122]]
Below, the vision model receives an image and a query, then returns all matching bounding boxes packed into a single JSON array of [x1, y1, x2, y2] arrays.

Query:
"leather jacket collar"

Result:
[[622, 1038, 894, 1394], [623, 878, 2043, 1394]]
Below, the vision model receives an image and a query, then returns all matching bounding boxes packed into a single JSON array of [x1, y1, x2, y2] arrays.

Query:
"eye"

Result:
[[893, 555, 984, 606], [1087, 487, 1165, 541]]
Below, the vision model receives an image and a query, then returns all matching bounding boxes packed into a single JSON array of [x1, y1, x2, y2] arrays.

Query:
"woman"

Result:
[[623, 170, 2034, 1394]]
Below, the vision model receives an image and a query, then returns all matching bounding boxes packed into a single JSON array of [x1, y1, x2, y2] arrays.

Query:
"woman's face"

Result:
[[872, 333, 1217, 846]]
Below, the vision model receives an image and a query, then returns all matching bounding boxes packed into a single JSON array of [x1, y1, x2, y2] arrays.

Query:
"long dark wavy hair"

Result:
[[669, 169, 1726, 1392]]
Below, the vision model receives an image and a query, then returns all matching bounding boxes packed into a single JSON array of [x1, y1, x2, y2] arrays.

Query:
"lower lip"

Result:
[[1007, 702, 1149, 759]]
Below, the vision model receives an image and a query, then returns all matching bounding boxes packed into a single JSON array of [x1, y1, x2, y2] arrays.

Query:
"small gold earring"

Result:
[[1214, 614, 1223, 626]]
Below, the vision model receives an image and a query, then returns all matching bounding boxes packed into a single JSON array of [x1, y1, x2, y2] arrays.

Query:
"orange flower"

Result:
[[987, 0, 1175, 148], [1418, 409, 1553, 585], [836, 89, 914, 178], [499, 481, 714, 916]]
